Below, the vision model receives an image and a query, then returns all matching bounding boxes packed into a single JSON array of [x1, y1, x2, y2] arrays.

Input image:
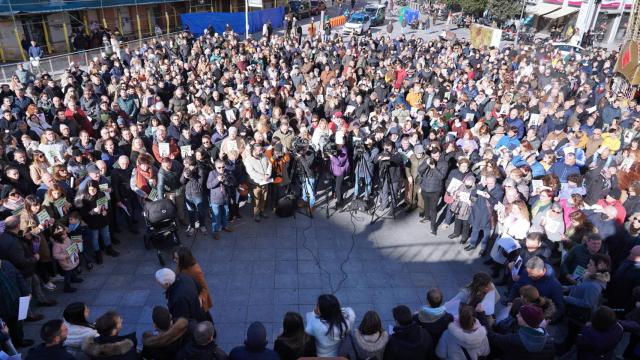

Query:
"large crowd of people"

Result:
[[1, 3, 640, 359]]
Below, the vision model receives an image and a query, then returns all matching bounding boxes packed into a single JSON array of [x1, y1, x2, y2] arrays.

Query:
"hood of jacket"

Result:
[[142, 317, 188, 348], [584, 271, 611, 285], [446, 320, 487, 349], [353, 329, 388, 353], [82, 336, 134, 357], [518, 326, 549, 353], [417, 305, 448, 323], [64, 322, 98, 348]]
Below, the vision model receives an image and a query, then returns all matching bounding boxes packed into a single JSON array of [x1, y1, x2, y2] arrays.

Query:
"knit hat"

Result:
[[154, 268, 176, 287], [244, 322, 268, 351], [519, 304, 544, 328]]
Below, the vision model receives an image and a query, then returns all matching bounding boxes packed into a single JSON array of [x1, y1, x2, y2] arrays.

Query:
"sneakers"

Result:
[[199, 226, 207, 234], [43, 281, 56, 291], [51, 274, 65, 282], [254, 214, 261, 222], [186, 226, 195, 237]]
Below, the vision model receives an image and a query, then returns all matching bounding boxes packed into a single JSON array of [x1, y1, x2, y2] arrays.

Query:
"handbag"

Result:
[[444, 192, 454, 204]]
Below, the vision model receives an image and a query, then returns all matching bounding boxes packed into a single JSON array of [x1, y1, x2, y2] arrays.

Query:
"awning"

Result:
[[543, 6, 579, 19], [525, 3, 561, 16]]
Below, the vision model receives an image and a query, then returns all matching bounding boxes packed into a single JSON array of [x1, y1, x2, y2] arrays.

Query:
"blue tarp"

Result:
[[0, 0, 182, 15], [180, 7, 285, 36], [404, 9, 419, 24]]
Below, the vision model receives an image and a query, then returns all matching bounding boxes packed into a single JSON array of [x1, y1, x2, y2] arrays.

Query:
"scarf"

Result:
[[421, 305, 446, 316], [136, 166, 155, 194]]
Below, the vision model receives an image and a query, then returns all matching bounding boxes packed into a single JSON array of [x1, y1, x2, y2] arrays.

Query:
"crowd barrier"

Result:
[[180, 7, 285, 36], [328, 15, 347, 27]]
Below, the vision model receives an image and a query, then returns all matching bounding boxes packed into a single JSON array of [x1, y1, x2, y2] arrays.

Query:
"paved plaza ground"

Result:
[[22, 202, 486, 352]]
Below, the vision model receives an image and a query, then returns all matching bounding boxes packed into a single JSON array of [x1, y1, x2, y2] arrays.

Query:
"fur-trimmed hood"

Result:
[[142, 317, 188, 348], [584, 271, 611, 284], [353, 329, 388, 353], [82, 336, 134, 358]]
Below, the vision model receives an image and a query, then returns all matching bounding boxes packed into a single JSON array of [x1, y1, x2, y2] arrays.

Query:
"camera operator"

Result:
[[291, 137, 317, 212], [418, 146, 447, 235], [353, 135, 379, 200], [180, 156, 208, 237], [374, 139, 406, 210], [206, 159, 236, 240], [266, 141, 292, 212], [328, 133, 350, 209]]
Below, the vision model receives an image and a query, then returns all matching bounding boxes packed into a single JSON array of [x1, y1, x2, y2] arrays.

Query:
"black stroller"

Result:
[[143, 198, 181, 266]]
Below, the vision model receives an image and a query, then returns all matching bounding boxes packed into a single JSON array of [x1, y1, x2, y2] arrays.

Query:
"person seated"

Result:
[[141, 306, 189, 360], [384, 305, 433, 359], [176, 321, 227, 360], [26, 319, 76, 360], [229, 321, 279, 360], [81, 310, 137, 360], [413, 288, 454, 346]]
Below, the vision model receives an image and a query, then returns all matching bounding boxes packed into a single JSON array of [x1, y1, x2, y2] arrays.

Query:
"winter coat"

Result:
[[354, 147, 379, 181], [383, 322, 433, 360], [76, 190, 109, 229], [207, 169, 236, 205], [576, 322, 624, 360], [486, 325, 555, 360], [181, 165, 207, 200], [330, 146, 350, 177], [470, 185, 503, 230], [157, 160, 184, 198], [64, 322, 98, 360], [305, 308, 356, 357], [141, 317, 189, 360], [165, 273, 208, 322], [52, 237, 80, 271], [0, 231, 38, 278], [436, 320, 490, 360], [509, 267, 565, 317], [560, 244, 606, 281], [26, 343, 77, 360], [82, 333, 138, 360], [243, 154, 272, 185], [228, 345, 280, 360], [176, 339, 228, 360], [0, 259, 29, 320], [450, 183, 476, 221], [339, 329, 388, 360], [418, 158, 447, 193], [179, 263, 213, 311], [413, 306, 454, 348], [565, 272, 609, 314]]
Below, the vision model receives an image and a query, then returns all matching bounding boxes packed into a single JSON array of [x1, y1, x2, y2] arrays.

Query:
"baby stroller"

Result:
[[143, 198, 181, 266]]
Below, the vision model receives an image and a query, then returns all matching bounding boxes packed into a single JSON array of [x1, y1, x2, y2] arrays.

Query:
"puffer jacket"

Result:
[[64, 322, 98, 360], [181, 165, 207, 199], [436, 320, 490, 360], [418, 158, 447, 193]]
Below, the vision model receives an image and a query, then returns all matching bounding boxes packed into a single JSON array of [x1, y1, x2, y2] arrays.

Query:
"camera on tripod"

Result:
[[353, 139, 365, 159], [323, 142, 338, 157], [291, 137, 309, 155]]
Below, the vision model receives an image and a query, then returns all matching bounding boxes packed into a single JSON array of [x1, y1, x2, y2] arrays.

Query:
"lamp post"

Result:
[[245, 0, 250, 39], [514, 0, 527, 45]]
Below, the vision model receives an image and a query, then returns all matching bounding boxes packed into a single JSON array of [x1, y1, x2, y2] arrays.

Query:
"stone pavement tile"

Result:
[[350, 303, 375, 321], [275, 248, 297, 261], [53, 289, 99, 305], [275, 260, 298, 274], [228, 261, 252, 274], [217, 288, 250, 306], [225, 273, 253, 290], [297, 273, 323, 289], [274, 274, 298, 289], [254, 248, 276, 261], [345, 288, 373, 304], [93, 289, 124, 306], [392, 287, 423, 304], [387, 273, 415, 287], [298, 261, 322, 275], [110, 263, 138, 275], [298, 288, 323, 306], [216, 322, 248, 347], [144, 289, 166, 307], [216, 305, 248, 323], [296, 248, 315, 261], [274, 289, 298, 305], [120, 289, 150, 306], [205, 261, 232, 275], [251, 260, 275, 274], [137, 305, 155, 324], [90, 262, 117, 275], [250, 273, 275, 289], [249, 288, 275, 305], [246, 304, 274, 324], [135, 261, 161, 276], [75, 274, 109, 290], [409, 272, 437, 287], [103, 274, 135, 289], [116, 306, 144, 324]]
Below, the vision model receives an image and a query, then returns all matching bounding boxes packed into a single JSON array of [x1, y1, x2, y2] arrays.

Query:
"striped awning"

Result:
[[525, 3, 561, 16], [543, 6, 579, 19]]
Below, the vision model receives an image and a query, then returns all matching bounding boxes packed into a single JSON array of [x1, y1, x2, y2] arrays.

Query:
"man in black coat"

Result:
[[110, 155, 139, 233], [26, 320, 76, 360], [141, 306, 189, 360], [418, 148, 447, 234], [155, 268, 208, 322], [384, 305, 433, 360], [176, 321, 227, 360]]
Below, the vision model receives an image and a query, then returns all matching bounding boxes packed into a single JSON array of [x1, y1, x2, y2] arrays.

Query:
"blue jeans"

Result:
[[210, 204, 229, 232], [185, 195, 207, 228], [87, 226, 111, 251], [300, 178, 316, 207], [354, 176, 372, 198], [469, 226, 492, 249]]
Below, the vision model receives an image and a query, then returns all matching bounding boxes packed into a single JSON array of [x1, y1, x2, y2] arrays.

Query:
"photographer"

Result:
[[374, 139, 406, 210], [266, 142, 292, 212], [353, 136, 379, 200], [206, 159, 236, 240], [418, 147, 447, 235], [328, 133, 350, 209], [181, 156, 208, 237], [291, 138, 317, 212]]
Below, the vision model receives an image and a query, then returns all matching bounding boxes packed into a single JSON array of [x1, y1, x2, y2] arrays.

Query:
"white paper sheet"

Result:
[[18, 295, 30, 321]]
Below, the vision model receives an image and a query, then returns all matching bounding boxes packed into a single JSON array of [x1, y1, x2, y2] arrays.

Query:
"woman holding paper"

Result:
[[29, 150, 50, 186], [75, 180, 120, 264], [51, 226, 83, 293], [20, 195, 57, 291], [43, 184, 72, 223]]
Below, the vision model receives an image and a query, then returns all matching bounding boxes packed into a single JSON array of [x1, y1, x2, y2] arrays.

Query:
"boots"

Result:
[[95, 251, 103, 265], [105, 246, 120, 257]]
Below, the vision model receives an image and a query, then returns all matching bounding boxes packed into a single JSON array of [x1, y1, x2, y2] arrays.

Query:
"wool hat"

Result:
[[519, 304, 544, 328], [244, 321, 268, 350], [154, 268, 176, 287]]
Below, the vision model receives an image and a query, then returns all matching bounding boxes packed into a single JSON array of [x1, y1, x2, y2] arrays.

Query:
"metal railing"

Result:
[[0, 28, 183, 84]]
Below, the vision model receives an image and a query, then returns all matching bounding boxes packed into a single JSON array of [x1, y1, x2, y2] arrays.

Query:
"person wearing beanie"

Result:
[[596, 187, 627, 225], [229, 321, 279, 360], [479, 304, 555, 359], [385, 305, 434, 359]]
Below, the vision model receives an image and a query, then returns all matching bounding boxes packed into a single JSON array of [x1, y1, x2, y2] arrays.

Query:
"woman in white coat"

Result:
[[436, 304, 490, 360], [305, 294, 355, 357]]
